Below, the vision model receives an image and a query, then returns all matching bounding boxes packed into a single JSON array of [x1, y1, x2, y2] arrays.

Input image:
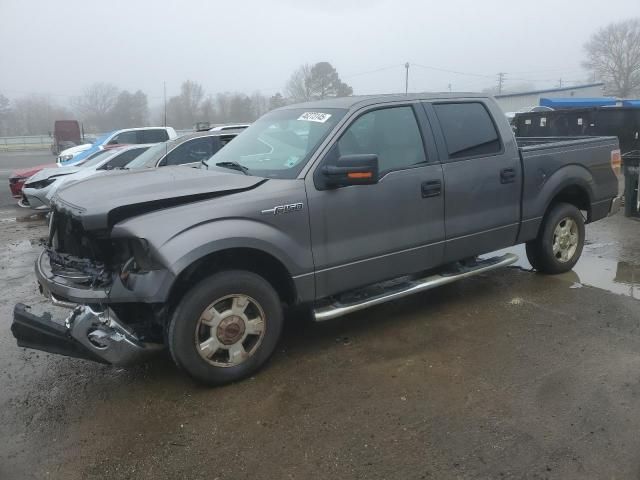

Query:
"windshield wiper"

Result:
[[201, 158, 209, 170], [215, 161, 249, 175]]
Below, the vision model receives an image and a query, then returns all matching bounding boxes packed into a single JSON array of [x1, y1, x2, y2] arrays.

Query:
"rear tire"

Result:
[[525, 202, 585, 274], [168, 270, 283, 386]]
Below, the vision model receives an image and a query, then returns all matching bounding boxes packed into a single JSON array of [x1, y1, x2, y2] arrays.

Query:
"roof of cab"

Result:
[[280, 93, 487, 111]]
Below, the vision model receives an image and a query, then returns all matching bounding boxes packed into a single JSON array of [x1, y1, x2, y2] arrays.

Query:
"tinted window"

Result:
[[433, 103, 501, 159], [336, 106, 426, 173], [101, 147, 149, 169], [210, 134, 236, 153], [78, 149, 111, 166], [164, 137, 213, 166], [110, 131, 138, 145], [142, 129, 169, 143]]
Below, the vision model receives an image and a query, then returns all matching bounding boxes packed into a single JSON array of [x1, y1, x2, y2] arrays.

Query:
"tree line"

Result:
[[0, 61, 353, 136], [1, 19, 639, 137]]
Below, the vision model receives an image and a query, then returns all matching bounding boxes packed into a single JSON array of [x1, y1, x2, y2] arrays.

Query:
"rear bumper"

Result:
[[11, 303, 163, 366], [609, 196, 622, 216], [9, 178, 25, 198]]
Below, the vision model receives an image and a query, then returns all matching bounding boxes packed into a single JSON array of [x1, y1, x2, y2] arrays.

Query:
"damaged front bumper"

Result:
[[12, 249, 170, 366], [11, 303, 163, 366]]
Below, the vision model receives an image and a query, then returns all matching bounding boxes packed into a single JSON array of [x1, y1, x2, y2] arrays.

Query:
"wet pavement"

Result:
[[1, 204, 639, 479]]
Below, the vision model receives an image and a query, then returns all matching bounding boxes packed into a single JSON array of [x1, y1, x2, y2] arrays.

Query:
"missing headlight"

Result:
[[26, 178, 55, 190]]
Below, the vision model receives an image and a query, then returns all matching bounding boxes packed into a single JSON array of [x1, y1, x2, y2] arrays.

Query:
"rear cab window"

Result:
[[432, 102, 502, 160], [109, 130, 138, 145], [141, 129, 169, 143]]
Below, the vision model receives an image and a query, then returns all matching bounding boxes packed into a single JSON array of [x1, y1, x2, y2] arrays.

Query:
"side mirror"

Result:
[[320, 154, 379, 189]]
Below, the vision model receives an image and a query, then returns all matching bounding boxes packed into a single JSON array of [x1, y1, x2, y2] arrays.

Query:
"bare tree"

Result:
[[269, 92, 287, 110], [285, 62, 353, 102], [285, 64, 313, 102], [0, 93, 10, 136], [166, 80, 206, 128], [74, 82, 119, 129], [250, 91, 269, 118], [583, 19, 640, 97], [110, 90, 149, 128], [199, 95, 216, 122], [8, 94, 72, 135]]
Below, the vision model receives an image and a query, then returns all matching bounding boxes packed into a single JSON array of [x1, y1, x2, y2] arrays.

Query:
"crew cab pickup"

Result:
[[11, 94, 622, 385]]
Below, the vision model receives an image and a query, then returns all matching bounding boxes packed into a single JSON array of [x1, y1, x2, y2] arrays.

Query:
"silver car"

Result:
[[22, 145, 151, 210]]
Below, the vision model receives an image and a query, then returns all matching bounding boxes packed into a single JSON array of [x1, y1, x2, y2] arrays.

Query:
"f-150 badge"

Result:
[[261, 203, 304, 215]]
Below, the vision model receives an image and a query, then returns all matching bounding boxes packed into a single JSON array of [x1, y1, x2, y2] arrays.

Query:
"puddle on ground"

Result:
[[490, 244, 639, 299]]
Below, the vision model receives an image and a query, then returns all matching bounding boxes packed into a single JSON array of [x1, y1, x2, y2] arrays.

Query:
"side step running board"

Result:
[[313, 253, 518, 322]]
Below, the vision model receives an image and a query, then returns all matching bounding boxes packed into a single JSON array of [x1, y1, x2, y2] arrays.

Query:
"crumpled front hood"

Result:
[[52, 166, 266, 231], [26, 166, 81, 184]]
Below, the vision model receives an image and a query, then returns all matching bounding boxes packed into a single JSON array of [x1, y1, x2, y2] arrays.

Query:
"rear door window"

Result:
[[141, 129, 169, 143], [432, 102, 501, 160]]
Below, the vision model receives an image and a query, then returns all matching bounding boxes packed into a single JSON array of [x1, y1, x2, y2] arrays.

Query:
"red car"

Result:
[[9, 163, 57, 198], [8, 144, 128, 200]]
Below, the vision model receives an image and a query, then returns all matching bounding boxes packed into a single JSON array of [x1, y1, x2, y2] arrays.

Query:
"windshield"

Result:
[[80, 149, 113, 167], [125, 140, 175, 169], [205, 108, 346, 179], [93, 132, 113, 146]]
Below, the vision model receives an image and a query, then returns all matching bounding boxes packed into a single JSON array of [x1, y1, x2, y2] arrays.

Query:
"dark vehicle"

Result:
[[12, 94, 622, 385], [125, 129, 241, 169], [514, 106, 640, 216], [50, 120, 83, 155]]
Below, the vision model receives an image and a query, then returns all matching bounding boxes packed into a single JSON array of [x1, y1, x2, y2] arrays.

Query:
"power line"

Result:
[[411, 63, 495, 78], [343, 64, 405, 79]]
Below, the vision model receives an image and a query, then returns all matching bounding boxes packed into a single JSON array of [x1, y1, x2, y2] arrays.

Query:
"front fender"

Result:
[[158, 218, 313, 279]]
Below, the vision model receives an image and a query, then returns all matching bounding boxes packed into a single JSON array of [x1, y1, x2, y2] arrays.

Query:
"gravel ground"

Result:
[[0, 202, 639, 480]]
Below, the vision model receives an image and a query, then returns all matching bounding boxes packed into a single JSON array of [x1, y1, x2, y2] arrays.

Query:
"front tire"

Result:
[[525, 202, 585, 274], [168, 270, 283, 385]]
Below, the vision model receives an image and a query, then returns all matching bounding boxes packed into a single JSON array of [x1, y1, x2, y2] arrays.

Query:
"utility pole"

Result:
[[404, 62, 410, 94], [448, 83, 452, 93], [557, 78, 563, 88], [163, 81, 167, 127], [497, 72, 506, 94]]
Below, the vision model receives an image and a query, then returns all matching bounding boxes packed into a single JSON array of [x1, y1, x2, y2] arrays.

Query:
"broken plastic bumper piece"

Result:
[[11, 303, 163, 366]]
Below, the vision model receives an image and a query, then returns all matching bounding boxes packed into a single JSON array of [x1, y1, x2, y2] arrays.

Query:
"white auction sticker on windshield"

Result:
[[298, 112, 332, 123]]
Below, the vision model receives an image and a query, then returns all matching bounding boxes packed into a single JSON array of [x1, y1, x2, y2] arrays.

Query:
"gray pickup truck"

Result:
[[12, 94, 623, 385]]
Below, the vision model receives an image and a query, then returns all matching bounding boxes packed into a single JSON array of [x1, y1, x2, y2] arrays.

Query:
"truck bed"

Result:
[[515, 135, 620, 239]]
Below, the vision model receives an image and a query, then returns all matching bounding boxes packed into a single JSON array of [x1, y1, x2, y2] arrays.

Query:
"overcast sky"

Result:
[[1, 0, 639, 105]]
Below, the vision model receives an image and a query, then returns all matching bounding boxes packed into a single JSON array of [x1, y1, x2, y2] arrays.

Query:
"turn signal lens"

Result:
[[347, 171, 372, 179]]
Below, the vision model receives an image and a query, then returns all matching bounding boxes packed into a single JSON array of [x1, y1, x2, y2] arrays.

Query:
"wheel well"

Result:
[[548, 185, 592, 221], [168, 248, 297, 311]]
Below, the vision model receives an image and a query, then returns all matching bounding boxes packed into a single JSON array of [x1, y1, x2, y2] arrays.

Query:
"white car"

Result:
[[22, 145, 152, 210], [57, 127, 178, 166], [56, 143, 93, 163]]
